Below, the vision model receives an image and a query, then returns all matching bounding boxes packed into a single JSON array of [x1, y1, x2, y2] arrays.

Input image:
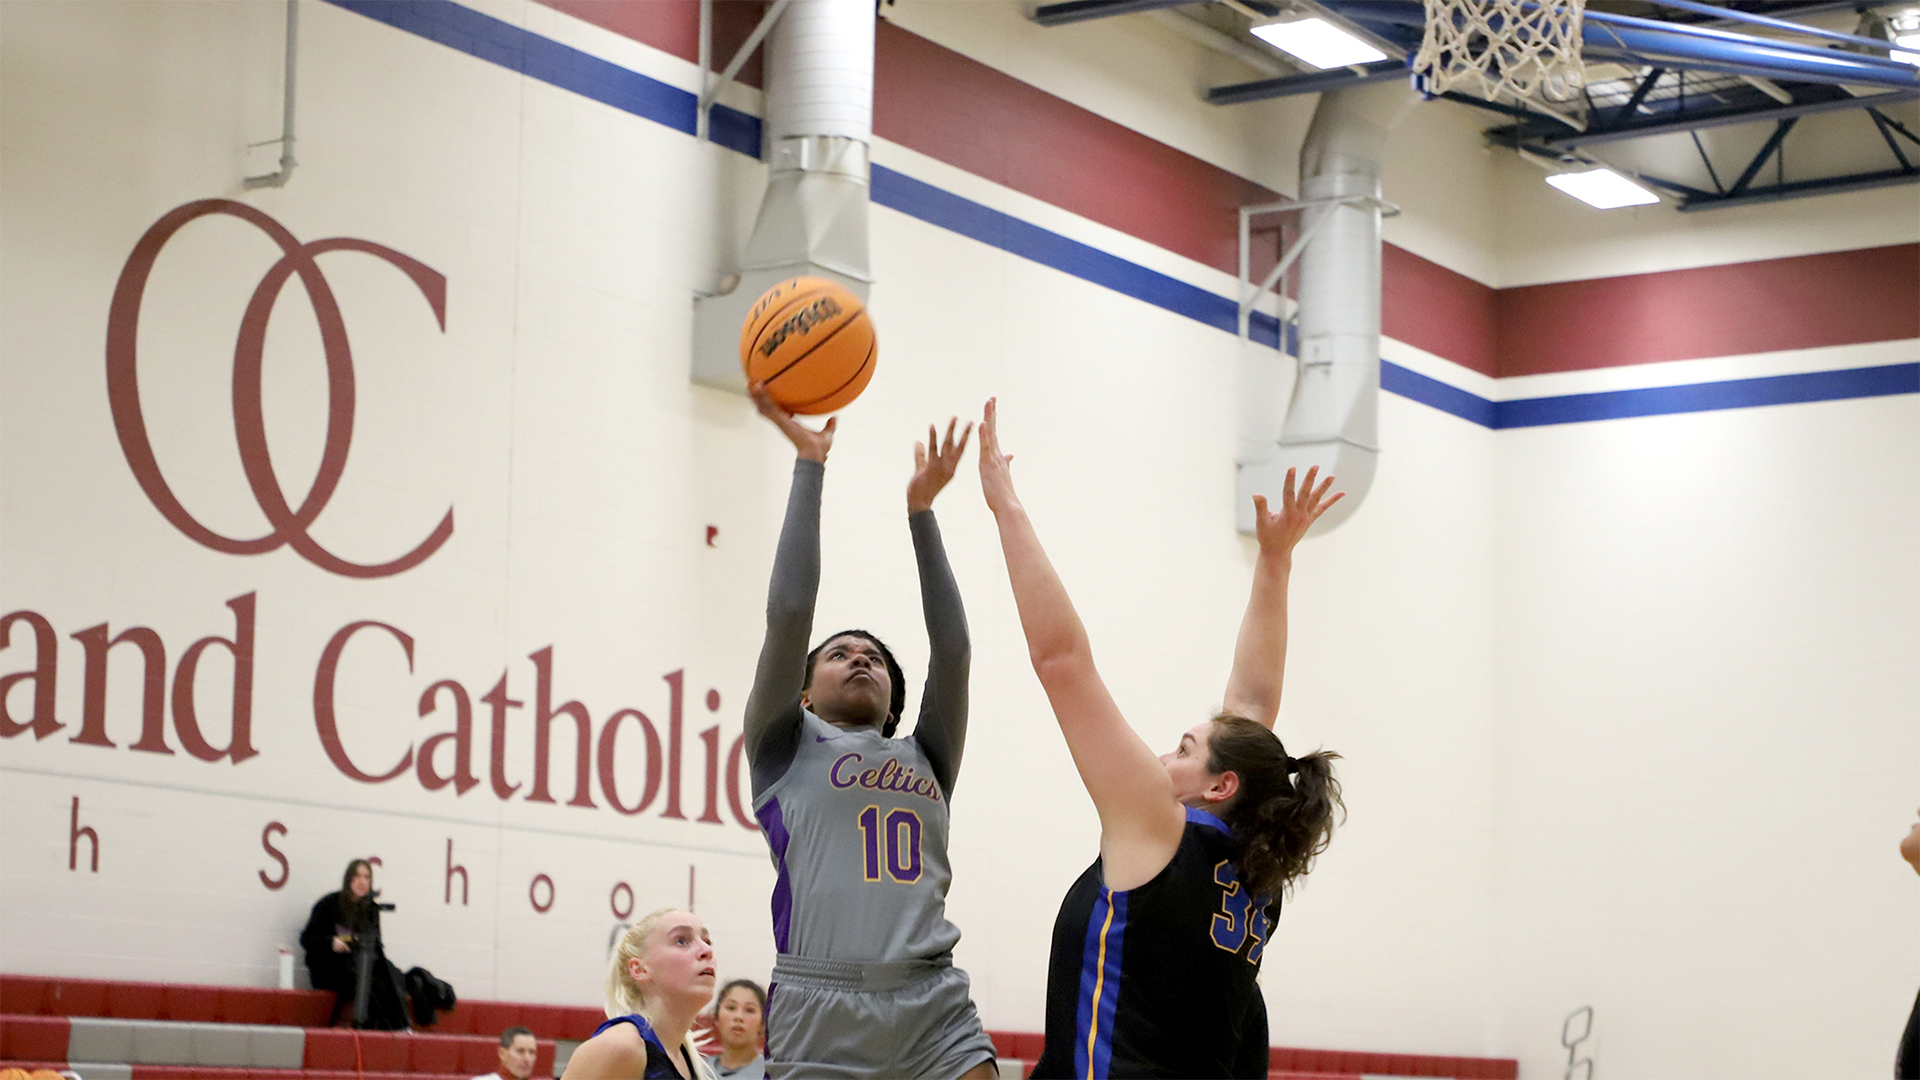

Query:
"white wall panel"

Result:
[[1491, 395, 1920, 1077], [3, 3, 1916, 1077], [1493, 147, 1920, 287]]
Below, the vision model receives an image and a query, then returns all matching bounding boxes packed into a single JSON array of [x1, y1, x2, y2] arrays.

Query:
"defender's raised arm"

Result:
[[1222, 467, 1343, 730]]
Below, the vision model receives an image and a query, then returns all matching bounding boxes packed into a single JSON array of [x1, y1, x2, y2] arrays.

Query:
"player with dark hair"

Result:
[[742, 386, 996, 1080], [976, 398, 1345, 1079], [705, 979, 768, 1079]]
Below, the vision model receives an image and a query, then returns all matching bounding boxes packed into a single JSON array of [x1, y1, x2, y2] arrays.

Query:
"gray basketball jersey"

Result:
[[753, 708, 960, 962]]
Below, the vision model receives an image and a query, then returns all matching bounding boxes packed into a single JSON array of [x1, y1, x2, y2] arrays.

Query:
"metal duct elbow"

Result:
[[1237, 81, 1415, 535], [693, 0, 875, 392]]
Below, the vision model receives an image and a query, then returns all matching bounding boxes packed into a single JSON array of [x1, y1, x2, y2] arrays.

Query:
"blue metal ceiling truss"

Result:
[[1029, 0, 1920, 209], [1197, 1, 1920, 209], [1032, 0, 1279, 28], [1631, 98, 1920, 209], [1205, 60, 1406, 105]]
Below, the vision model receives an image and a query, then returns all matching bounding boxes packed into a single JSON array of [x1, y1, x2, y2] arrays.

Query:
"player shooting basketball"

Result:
[[741, 384, 997, 1080], [977, 397, 1345, 1078]]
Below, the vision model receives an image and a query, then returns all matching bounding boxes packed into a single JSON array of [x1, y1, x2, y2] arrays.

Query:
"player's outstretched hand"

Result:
[[978, 398, 1019, 515], [908, 417, 973, 513], [751, 382, 835, 463], [1251, 466, 1343, 555]]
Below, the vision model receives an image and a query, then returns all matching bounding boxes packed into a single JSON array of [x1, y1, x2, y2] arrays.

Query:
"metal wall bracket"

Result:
[[1236, 194, 1398, 346], [697, 0, 792, 143]]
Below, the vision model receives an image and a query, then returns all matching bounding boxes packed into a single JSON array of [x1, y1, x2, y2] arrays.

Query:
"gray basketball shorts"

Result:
[[766, 954, 996, 1080]]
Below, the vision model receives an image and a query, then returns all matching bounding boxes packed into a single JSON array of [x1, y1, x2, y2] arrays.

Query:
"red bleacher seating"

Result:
[[406, 1032, 461, 1073], [417, 997, 602, 1042], [1, 976, 334, 1028], [1270, 1044, 1518, 1079], [987, 1029, 1046, 1063], [104, 983, 163, 1020], [45, 980, 106, 1021], [0, 1060, 527, 1080], [455, 1035, 501, 1075], [0, 1015, 71, 1061], [464, 999, 516, 1040], [0, 980, 40, 1015], [3, 973, 1521, 1080]]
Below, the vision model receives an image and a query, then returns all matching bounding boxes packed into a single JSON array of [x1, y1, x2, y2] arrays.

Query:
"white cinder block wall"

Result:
[[1, 2, 1914, 1078]]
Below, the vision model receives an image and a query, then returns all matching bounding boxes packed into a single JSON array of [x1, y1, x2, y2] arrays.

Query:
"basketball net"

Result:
[[1412, 0, 1586, 104]]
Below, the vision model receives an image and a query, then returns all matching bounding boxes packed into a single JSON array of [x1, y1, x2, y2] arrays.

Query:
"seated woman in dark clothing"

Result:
[[300, 859, 406, 1028]]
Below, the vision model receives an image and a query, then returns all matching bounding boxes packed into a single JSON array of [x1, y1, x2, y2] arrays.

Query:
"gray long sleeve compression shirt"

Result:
[[741, 459, 971, 800]]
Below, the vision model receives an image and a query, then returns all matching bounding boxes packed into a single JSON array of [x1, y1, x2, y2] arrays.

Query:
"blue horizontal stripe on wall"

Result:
[[870, 165, 1285, 350], [1381, 361, 1497, 427], [325, 0, 1918, 430], [1495, 362, 1920, 428]]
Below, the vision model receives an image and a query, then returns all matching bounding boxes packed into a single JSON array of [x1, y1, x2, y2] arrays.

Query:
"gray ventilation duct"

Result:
[[1237, 81, 1415, 535], [693, 0, 874, 392]]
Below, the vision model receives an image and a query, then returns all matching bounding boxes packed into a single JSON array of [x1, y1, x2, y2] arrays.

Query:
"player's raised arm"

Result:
[[741, 384, 837, 793], [1220, 468, 1343, 730], [906, 419, 975, 796], [977, 399, 1184, 888]]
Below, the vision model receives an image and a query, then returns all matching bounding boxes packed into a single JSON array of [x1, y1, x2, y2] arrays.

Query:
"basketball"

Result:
[[738, 276, 877, 414]]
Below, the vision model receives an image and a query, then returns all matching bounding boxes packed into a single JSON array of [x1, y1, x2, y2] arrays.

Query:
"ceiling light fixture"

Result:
[[1546, 168, 1661, 208], [1249, 17, 1388, 70], [1879, 10, 1920, 64]]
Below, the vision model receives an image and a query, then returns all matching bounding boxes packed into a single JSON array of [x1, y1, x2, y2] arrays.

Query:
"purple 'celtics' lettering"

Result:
[[826, 752, 943, 802]]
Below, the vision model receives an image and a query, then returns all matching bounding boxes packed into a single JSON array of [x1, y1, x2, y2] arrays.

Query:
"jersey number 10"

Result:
[[858, 806, 924, 883]]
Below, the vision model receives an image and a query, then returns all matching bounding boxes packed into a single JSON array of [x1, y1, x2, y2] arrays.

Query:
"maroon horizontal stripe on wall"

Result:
[[533, 1, 1471, 364], [872, 19, 1282, 279], [1383, 244, 1498, 376], [539, 0, 768, 86], [1495, 244, 1920, 376], [530, 2, 1912, 378], [874, 20, 1502, 371]]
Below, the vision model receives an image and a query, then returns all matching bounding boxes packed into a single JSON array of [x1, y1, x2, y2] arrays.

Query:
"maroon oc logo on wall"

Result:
[[105, 199, 453, 579]]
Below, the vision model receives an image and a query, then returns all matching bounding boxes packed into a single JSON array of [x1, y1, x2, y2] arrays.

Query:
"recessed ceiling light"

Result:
[[1250, 17, 1389, 70], [1546, 168, 1661, 209], [1886, 11, 1920, 64]]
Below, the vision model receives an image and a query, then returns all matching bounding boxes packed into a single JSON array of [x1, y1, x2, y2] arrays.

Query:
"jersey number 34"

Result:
[[1208, 859, 1270, 963]]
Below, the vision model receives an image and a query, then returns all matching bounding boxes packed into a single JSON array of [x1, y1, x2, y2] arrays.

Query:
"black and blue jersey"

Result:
[[590, 1013, 701, 1079], [1031, 809, 1277, 1079]]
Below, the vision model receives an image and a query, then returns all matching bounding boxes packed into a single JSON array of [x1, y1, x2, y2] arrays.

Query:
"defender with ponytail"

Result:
[[562, 909, 717, 1080], [1206, 716, 1343, 901], [977, 398, 1344, 1080]]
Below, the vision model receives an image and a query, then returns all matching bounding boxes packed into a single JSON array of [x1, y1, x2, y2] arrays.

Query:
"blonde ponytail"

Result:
[[602, 909, 718, 1080]]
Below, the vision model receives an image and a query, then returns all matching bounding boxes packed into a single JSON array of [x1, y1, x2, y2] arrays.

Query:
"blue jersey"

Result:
[[590, 1014, 701, 1079], [1031, 810, 1276, 1079]]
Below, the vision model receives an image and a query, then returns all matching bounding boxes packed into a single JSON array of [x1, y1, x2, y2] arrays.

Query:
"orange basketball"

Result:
[[739, 276, 877, 415]]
